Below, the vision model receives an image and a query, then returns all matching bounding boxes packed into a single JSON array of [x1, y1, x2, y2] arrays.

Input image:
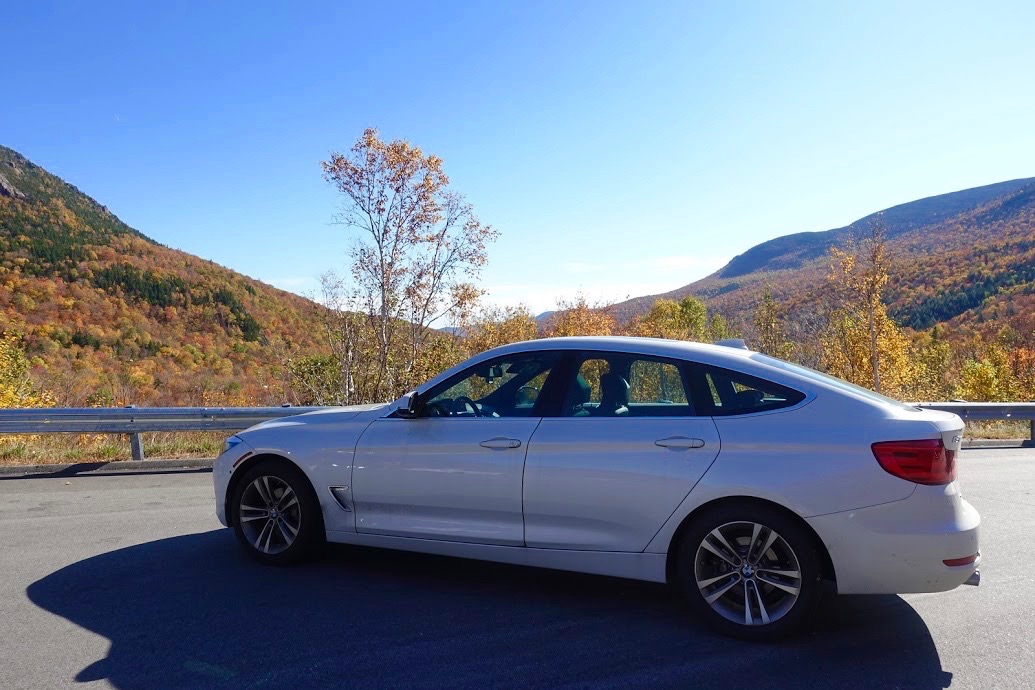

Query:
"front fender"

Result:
[[219, 411, 381, 533]]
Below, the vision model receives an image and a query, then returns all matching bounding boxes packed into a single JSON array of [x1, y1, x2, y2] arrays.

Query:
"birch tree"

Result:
[[321, 128, 497, 399]]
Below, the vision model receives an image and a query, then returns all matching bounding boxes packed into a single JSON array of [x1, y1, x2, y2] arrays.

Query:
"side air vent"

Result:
[[328, 486, 353, 512]]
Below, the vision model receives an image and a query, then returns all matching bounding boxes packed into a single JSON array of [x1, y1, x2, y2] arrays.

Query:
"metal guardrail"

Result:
[[1, 402, 1032, 462], [0, 406, 325, 460], [913, 402, 1035, 444]]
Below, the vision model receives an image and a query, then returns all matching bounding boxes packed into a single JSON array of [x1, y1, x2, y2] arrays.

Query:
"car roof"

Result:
[[480, 336, 756, 362], [417, 337, 760, 393], [415, 336, 914, 416]]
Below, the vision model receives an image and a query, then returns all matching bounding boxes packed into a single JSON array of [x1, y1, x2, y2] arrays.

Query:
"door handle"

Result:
[[655, 436, 705, 449], [480, 437, 522, 449]]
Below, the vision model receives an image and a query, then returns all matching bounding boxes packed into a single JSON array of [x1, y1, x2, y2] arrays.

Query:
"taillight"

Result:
[[871, 439, 957, 485]]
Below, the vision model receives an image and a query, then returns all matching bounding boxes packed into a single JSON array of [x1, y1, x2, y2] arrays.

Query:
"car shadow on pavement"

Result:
[[27, 530, 952, 690]]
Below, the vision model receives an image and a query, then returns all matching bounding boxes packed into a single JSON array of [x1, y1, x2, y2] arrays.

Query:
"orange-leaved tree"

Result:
[[0, 335, 54, 408], [321, 128, 497, 400], [752, 286, 793, 359], [822, 214, 913, 396], [629, 296, 738, 343], [461, 304, 539, 355], [543, 295, 617, 337]]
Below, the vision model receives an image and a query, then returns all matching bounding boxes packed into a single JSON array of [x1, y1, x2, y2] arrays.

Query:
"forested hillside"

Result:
[[0, 145, 326, 406], [611, 178, 1035, 340], [4, 140, 1035, 416]]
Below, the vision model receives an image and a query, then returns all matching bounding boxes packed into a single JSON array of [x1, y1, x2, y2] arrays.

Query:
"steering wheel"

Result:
[[425, 400, 450, 417], [516, 385, 539, 405], [452, 396, 482, 417]]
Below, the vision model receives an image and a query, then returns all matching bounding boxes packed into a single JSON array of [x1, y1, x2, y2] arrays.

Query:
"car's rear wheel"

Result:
[[231, 460, 323, 565], [676, 502, 824, 641]]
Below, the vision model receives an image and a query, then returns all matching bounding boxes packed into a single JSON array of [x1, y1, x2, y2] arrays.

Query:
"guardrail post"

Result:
[[124, 405, 145, 461], [129, 433, 145, 461]]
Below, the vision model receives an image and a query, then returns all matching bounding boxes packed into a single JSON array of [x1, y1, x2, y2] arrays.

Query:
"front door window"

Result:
[[423, 352, 559, 418]]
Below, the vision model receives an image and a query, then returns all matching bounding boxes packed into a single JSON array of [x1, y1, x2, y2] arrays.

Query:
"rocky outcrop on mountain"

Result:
[[0, 172, 26, 200]]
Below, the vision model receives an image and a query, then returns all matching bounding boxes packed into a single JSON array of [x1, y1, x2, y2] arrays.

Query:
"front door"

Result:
[[352, 351, 561, 546]]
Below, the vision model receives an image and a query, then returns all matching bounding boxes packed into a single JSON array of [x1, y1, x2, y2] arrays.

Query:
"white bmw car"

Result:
[[213, 336, 980, 640]]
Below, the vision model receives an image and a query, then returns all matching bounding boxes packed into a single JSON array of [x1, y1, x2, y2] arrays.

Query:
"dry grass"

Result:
[[963, 420, 1031, 441], [0, 431, 226, 466]]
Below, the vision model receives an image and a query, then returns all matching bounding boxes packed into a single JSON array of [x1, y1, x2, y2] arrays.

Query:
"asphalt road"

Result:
[[0, 449, 1032, 690]]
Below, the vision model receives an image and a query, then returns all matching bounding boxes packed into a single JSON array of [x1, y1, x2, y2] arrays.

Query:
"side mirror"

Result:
[[395, 391, 422, 418]]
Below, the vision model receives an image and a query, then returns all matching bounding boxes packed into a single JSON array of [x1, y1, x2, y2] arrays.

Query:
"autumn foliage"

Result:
[[0, 145, 324, 408], [3, 138, 1035, 421], [314, 129, 497, 401]]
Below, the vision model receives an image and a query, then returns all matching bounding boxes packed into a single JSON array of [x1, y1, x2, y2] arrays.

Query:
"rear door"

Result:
[[523, 352, 721, 551]]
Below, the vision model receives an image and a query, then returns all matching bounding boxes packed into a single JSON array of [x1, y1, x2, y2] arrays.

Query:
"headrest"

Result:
[[571, 374, 591, 406], [600, 372, 630, 405], [730, 389, 764, 410]]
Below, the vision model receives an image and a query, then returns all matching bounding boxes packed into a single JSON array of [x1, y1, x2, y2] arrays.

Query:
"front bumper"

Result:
[[212, 441, 255, 527], [807, 483, 980, 594]]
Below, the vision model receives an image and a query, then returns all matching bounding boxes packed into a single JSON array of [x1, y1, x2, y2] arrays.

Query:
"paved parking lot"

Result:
[[0, 449, 1032, 689]]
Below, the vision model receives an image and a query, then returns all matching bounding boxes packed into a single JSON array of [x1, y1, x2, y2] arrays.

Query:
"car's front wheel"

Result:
[[230, 460, 323, 565], [676, 502, 824, 641]]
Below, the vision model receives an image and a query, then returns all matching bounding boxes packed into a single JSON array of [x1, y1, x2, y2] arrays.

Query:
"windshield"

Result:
[[749, 354, 920, 412]]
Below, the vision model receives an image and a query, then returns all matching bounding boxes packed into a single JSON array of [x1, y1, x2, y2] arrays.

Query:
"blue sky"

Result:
[[3, 1, 1034, 313]]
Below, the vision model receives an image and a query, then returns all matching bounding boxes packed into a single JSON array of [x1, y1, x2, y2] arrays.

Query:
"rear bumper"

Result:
[[806, 484, 980, 594]]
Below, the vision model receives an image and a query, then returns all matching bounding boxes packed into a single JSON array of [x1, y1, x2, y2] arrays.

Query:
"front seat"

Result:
[[594, 372, 630, 416], [726, 388, 764, 412], [568, 374, 592, 416]]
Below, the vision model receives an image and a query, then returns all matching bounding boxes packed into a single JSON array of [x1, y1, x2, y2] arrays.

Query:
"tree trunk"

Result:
[[869, 302, 881, 393]]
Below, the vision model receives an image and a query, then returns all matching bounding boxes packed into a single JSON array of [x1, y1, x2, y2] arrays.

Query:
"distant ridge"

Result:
[[609, 176, 1035, 336], [717, 178, 1035, 279]]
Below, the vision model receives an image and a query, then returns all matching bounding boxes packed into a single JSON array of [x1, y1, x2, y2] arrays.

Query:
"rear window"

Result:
[[749, 354, 920, 413], [696, 365, 805, 416]]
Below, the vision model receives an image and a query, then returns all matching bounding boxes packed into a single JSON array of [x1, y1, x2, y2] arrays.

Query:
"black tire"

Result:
[[230, 460, 324, 565], [675, 501, 825, 641]]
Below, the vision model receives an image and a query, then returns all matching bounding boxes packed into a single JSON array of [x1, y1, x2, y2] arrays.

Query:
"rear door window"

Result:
[[628, 360, 689, 407], [561, 352, 696, 417]]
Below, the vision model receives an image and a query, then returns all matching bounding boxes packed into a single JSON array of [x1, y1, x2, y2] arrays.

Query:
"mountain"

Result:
[[0, 145, 326, 406], [611, 177, 1035, 336]]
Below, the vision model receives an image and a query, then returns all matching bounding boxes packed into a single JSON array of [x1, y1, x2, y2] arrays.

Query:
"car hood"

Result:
[[244, 403, 389, 432]]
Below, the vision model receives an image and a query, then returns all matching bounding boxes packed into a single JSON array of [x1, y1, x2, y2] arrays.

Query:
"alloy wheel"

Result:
[[694, 521, 802, 626], [238, 475, 302, 555]]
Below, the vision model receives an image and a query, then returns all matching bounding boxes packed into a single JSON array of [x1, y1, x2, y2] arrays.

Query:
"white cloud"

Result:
[[257, 253, 731, 317], [481, 284, 569, 314], [481, 252, 729, 313], [483, 278, 713, 315], [268, 276, 318, 295], [643, 255, 726, 272], [562, 260, 603, 274]]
